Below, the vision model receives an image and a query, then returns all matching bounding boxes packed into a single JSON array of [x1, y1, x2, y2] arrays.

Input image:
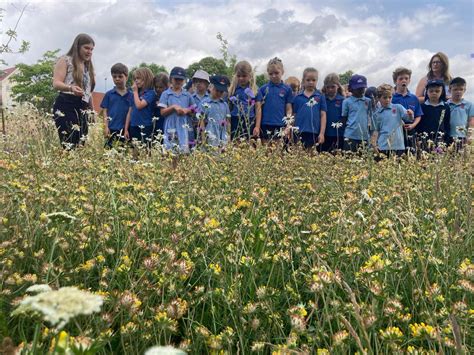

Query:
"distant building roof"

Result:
[[0, 67, 18, 82], [92, 92, 104, 113]]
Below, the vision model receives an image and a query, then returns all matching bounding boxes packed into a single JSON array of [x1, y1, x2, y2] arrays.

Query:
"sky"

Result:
[[1, 0, 473, 99]]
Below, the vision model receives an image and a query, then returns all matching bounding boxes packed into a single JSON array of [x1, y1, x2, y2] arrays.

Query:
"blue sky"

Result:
[[1, 0, 473, 98]]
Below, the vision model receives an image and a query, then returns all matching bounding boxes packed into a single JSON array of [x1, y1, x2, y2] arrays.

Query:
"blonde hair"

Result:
[[66, 33, 96, 91], [267, 57, 284, 73], [229, 60, 257, 96], [376, 84, 393, 98], [285, 76, 300, 92], [133, 68, 154, 90], [427, 52, 452, 84], [301, 68, 318, 90], [322, 73, 345, 96]]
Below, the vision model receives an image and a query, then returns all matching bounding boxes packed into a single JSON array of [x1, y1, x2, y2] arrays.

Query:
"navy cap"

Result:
[[349, 74, 368, 90], [170, 66, 186, 80], [210, 75, 230, 92], [426, 79, 444, 88]]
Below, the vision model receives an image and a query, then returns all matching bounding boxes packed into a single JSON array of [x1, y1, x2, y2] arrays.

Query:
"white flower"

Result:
[[202, 103, 211, 109], [282, 115, 295, 125], [355, 211, 366, 222], [13, 287, 104, 329], [138, 125, 145, 129], [331, 122, 343, 129], [152, 116, 160, 122], [55, 110, 65, 117], [306, 97, 318, 107], [144, 346, 186, 355], [360, 189, 374, 204], [26, 284, 52, 294], [46, 212, 77, 223]]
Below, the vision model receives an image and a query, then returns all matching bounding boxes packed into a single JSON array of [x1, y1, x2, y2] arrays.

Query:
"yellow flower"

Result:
[[409, 322, 436, 339], [205, 218, 220, 229], [209, 263, 221, 275], [379, 326, 403, 341]]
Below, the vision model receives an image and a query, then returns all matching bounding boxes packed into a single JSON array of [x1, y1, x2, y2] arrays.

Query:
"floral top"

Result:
[[60, 55, 92, 103]]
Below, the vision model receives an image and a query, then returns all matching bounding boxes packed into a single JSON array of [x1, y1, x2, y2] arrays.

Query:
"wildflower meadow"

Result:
[[0, 105, 473, 354]]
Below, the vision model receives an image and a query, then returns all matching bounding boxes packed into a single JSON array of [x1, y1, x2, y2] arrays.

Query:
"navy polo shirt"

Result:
[[153, 98, 165, 132], [293, 91, 327, 134], [230, 85, 256, 119], [256, 81, 293, 126], [100, 87, 132, 131], [130, 89, 157, 127], [324, 94, 345, 137], [392, 91, 423, 118]]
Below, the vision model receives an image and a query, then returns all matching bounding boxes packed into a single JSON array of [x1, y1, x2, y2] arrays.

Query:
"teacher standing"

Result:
[[415, 52, 452, 104], [52, 33, 95, 149]]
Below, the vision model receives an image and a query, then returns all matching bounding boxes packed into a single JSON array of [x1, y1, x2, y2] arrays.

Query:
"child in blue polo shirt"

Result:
[[341, 74, 373, 152], [254, 57, 293, 141], [124, 67, 157, 147], [152, 72, 169, 143], [101, 63, 131, 148], [199, 75, 231, 148], [371, 84, 414, 157], [228, 61, 257, 140], [447, 77, 474, 147], [321, 73, 345, 152], [391, 67, 423, 153], [159, 67, 195, 153], [416, 80, 451, 152], [291, 67, 327, 149]]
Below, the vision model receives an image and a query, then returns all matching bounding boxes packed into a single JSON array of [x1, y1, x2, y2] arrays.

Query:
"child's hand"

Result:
[[104, 126, 110, 138], [404, 123, 416, 131], [253, 126, 261, 137], [71, 85, 84, 97], [318, 134, 325, 145], [176, 107, 186, 115], [407, 109, 414, 118], [132, 82, 138, 92], [124, 130, 130, 140]]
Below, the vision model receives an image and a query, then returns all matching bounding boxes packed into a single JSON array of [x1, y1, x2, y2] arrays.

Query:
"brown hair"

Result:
[[285, 76, 300, 92], [267, 57, 284, 73], [153, 72, 169, 88], [427, 52, 451, 84], [132, 68, 154, 90], [66, 33, 96, 91], [300, 68, 318, 90], [376, 84, 393, 98], [322, 73, 345, 96], [111, 63, 128, 76], [392, 67, 412, 84], [229, 60, 257, 96]]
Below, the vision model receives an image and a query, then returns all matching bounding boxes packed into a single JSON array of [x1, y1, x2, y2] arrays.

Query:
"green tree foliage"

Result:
[[0, 5, 30, 65], [127, 62, 168, 87], [216, 32, 236, 77], [11, 50, 59, 113], [256, 73, 267, 88], [186, 57, 229, 79], [339, 70, 354, 86]]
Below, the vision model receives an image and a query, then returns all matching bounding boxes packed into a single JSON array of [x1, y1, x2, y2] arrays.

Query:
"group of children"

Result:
[[100, 58, 474, 156]]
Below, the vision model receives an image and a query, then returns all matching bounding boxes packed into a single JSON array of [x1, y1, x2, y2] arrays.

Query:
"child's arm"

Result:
[[341, 99, 349, 125], [371, 131, 379, 149], [319, 110, 327, 144], [132, 83, 148, 110], [415, 77, 428, 103], [285, 103, 293, 118], [253, 101, 262, 137], [124, 107, 132, 140]]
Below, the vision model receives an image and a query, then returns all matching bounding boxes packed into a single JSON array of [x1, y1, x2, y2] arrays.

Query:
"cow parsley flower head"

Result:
[[145, 346, 186, 355]]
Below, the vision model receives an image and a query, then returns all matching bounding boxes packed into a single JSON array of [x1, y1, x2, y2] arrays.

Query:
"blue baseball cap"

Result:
[[426, 79, 444, 88], [170, 67, 186, 80], [210, 75, 230, 92], [349, 74, 368, 90]]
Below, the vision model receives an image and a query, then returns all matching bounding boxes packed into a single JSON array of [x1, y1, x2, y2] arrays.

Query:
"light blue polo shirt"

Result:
[[100, 87, 132, 131], [130, 89, 157, 127], [192, 92, 210, 108], [392, 91, 423, 119], [448, 99, 474, 138], [324, 94, 345, 137], [256, 81, 293, 126], [293, 90, 327, 134], [230, 85, 256, 119], [342, 96, 372, 140], [199, 96, 230, 146], [373, 103, 408, 150]]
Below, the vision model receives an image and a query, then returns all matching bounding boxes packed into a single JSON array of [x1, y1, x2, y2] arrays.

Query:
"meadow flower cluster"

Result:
[[0, 107, 473, 353]]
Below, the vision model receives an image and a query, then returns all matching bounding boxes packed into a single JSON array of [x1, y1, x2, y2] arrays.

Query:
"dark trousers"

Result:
[[343, 138, 367, 152], [321, 135, 344, 152], [53, 93, 89, 149], [231, 115, 255, 140]]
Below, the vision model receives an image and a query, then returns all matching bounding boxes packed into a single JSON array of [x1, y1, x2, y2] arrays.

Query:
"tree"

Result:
[[256, 74, 267, 88], [339, 70, 354, 86], [216, 32, 236, 77], [11, 50, 59, 113], [186, 57, 229, 78], [127, 62, 167, 87], [0, 5, 30, 66]]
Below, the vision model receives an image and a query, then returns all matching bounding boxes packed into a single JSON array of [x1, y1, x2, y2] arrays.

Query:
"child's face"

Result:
[[171, 77, 184, 90], [237, 73, 250, 87], [193, 79, 209, 94], [352, 87, 366, 98], [112, 73, 127, 89], [268, 65, 283, 84], [303, 72, 318, 91], [427, 86, 442, 102], [79, 43, 94, 62], [134, 76, 144, 89], [379, 94, 392, 108], [325, 84, 338, 98], [450, 84, 466, 102], [154, 83, 167, 96], [210, 86, 225, 100], [395, 74, 411, 91]]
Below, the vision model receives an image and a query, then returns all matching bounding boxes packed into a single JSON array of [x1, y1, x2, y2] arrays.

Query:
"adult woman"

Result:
[[415, 52, 451, 103], [52, 33, 95, 149]]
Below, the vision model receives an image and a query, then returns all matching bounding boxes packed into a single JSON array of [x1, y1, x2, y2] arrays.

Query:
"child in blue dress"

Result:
[[124, 67, 157, 147], [199, 75, 231, 148], [152, 72, 169, 144], [321, 73, 345, 152], [158, 67, 195, 153]]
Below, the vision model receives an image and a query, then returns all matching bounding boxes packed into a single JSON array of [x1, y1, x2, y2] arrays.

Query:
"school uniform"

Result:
[[322, 94, 345, 151], [199, 97, 230, 147], [230, 86, 256, 140], [101, 87, 131, 147], [392, 91, 423, 151], [417, 100, 451, 151], [373, 103, 408, 156], [158, 88, 195, 152], [129, 89, 157, 145], [447, 99, 473, 139], [342, 95, 373, 151], [293, 90, 327, 148], [256, 81, 293, 139]]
